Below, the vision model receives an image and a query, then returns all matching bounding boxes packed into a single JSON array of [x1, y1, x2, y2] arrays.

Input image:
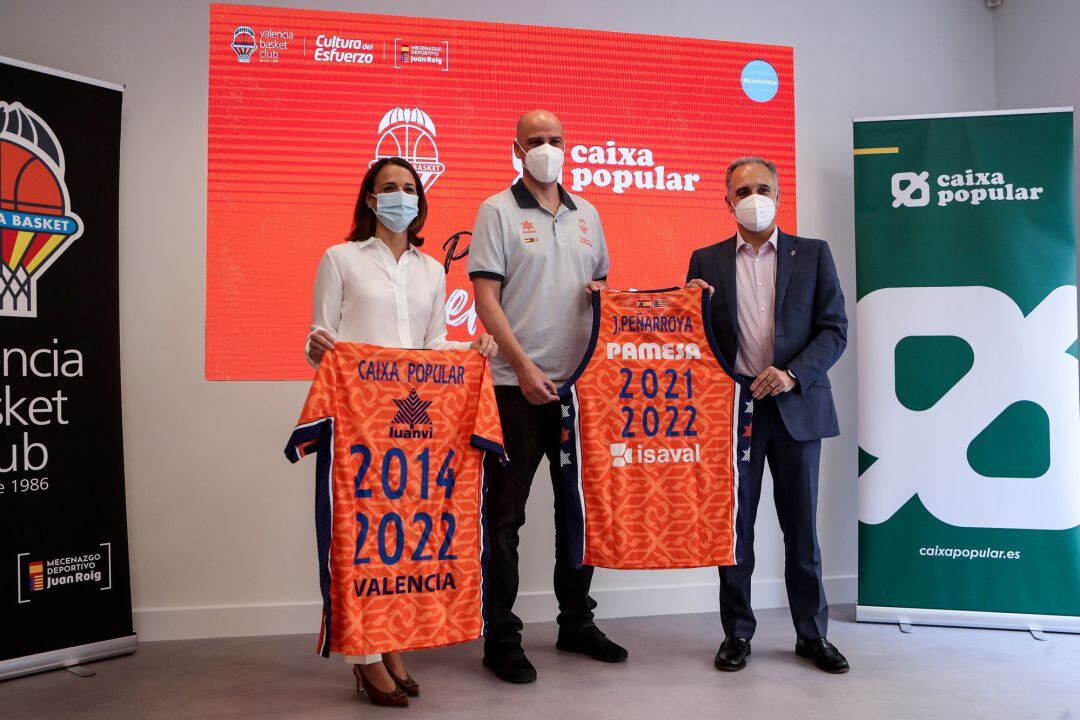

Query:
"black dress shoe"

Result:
[[483, 643, 538, 684], [713, 637, 751, 671], [556, 626, 629, 663], [795, 637, 850, 674]]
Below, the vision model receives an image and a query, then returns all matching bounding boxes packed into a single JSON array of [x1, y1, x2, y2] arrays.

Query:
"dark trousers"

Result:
[[483, 386, 597, 649], [720, 394, 829, 640]]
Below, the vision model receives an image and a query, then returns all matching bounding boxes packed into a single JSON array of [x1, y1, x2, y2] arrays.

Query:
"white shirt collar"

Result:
[[357, 236, 420, 256], [735, 227, 778, 253]]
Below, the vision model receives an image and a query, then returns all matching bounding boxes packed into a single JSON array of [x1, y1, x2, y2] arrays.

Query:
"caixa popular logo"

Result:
[[858, 285, 1080, 530], [0, 102, 84, 318], [371, 107, 446, 191], [17, 543, 114, 603], [891, 169, 1045, 209], [231, 26, 257, 62]]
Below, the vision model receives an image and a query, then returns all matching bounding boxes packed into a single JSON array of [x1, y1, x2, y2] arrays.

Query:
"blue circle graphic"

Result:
[[741, 60, 779, 103]]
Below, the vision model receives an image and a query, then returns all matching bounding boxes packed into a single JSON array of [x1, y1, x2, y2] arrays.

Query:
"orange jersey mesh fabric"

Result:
[[559, 288, 752, 569], [285, 343, 504, 657]]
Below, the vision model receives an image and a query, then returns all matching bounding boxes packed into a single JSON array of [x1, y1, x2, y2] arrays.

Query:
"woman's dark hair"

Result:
[[347, 157, 427, 246]]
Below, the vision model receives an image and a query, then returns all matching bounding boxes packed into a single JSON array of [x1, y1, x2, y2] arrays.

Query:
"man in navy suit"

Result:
[[686, 157, 849, 674]]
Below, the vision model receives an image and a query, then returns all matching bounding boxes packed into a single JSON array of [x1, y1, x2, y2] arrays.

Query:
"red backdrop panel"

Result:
[[207, 4, 796, 379]]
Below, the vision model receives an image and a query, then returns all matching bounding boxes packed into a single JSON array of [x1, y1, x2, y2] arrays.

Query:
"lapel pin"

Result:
[[790, 249, 796, 256]]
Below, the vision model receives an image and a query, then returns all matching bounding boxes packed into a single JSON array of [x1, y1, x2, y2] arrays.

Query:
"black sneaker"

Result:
[[483, 643, 538, 683], [555, 626, 629, 663]]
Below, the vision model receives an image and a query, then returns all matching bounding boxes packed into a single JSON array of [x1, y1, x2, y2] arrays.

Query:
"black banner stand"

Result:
[[0, 55, 134, 681]]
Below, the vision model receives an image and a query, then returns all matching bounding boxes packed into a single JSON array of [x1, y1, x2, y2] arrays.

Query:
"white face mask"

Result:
[[373, 191, 419, 233], [733, 194, 776, 233], [516, 140, 564, 184]]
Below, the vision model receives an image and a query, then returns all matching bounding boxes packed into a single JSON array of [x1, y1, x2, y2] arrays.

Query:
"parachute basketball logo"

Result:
[[0, 102, 84, 318], [231, 26, 257, 63], [371, 107, 446, 191]]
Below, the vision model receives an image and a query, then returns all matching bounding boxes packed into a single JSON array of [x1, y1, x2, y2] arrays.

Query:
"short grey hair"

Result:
[[725, 156, 778, 188]]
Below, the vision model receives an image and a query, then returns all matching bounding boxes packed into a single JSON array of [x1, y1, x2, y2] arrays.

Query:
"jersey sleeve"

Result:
[[469, 359, 507, 462], [284, 351, 338, 463]]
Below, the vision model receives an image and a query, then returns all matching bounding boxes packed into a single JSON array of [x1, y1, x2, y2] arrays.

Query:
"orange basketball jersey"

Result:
[[559, 287, 752, 569], [285, 343, 505, 657]]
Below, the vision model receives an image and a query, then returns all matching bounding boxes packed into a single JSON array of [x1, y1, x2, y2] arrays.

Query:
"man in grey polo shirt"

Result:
[[469, 109, 628, 684]]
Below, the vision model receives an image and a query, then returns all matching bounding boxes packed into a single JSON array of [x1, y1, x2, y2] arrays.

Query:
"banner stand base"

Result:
[[857, 606, 1080, 635], [0, 634, 137, 682], [64, 665, 97, 678]]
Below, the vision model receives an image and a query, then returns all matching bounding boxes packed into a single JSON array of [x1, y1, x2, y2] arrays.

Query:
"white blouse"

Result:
[[306, 237, 470, 367]]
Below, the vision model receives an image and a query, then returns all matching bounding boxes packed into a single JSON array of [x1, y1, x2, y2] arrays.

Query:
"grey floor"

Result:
[[3, 605, 1079, 720]]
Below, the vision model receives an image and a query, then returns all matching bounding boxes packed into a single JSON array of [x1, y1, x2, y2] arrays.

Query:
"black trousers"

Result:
[[483, 386, 597, 649], [719, 394, 829, 640]]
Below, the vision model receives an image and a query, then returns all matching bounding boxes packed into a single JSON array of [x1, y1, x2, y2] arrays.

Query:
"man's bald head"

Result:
[[517, 109, 562, 137], [514, 109, 565, 155]]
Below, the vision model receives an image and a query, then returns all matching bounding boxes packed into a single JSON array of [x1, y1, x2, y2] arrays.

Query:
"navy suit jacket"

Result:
[[686, 230, 847, 441]]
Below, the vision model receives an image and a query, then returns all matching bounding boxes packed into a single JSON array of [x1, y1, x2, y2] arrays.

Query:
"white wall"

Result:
[[0, 0, 998, 641]]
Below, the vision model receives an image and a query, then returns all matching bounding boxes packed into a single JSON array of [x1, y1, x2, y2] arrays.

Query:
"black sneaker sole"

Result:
[[554, 640, 629, 663], [482, 656, 538, 684]]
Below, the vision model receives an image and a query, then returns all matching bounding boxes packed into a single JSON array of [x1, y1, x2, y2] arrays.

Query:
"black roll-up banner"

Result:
[[0, 56, 134, 680]]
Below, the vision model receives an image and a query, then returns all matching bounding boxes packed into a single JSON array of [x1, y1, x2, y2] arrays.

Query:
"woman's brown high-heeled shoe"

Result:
[[353, 663, 409, 708], [386, 666, 420, 697]]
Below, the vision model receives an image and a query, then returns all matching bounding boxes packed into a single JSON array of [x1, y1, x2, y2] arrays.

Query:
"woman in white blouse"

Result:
[[306, 157, 497, 708]]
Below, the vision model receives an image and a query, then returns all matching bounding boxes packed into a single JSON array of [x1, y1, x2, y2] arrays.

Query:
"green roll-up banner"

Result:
[[854, 108, 1080, 632]]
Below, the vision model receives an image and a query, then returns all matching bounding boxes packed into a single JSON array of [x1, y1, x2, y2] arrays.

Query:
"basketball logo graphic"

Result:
[[231, 26, 257, 62], [0, 102, 84, 318], [371, 107, 446, 191]]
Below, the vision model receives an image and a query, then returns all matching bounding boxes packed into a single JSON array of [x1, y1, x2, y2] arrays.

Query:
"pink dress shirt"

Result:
[[733, 229, 778, 377]]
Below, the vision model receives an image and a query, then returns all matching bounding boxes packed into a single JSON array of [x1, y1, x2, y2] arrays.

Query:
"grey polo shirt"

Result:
[[468, 180, 610, 386]]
